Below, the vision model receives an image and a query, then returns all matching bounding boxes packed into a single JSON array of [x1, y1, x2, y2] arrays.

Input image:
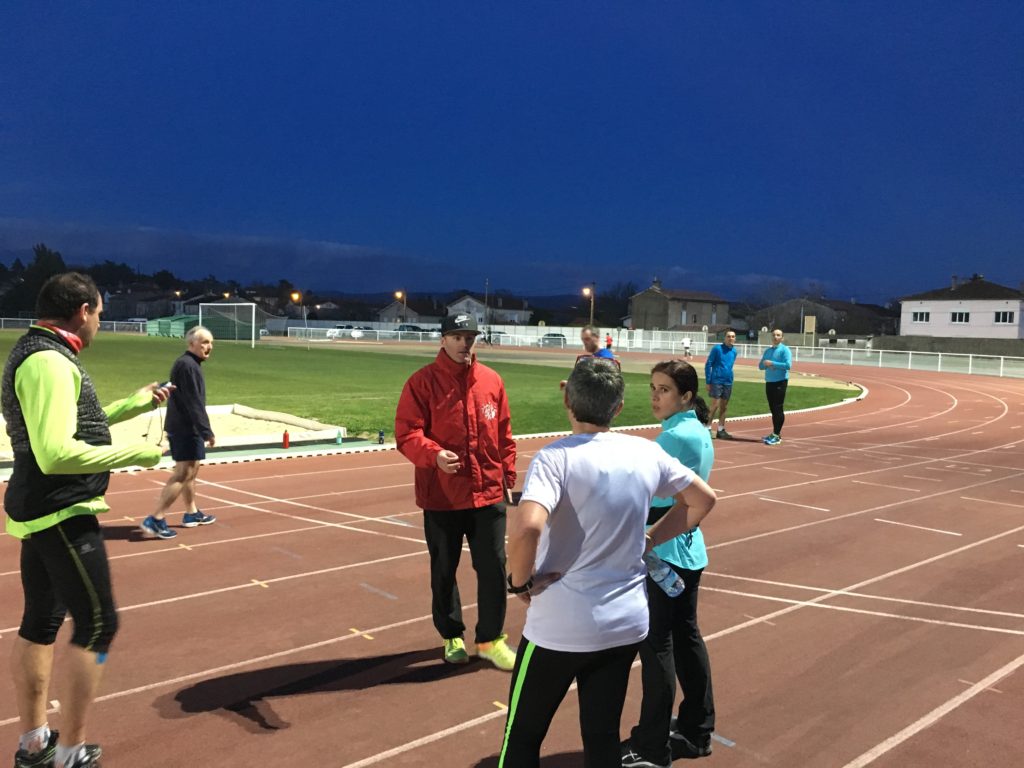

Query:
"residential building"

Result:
[[628, 279, 729, 331], [446, 292, 532, 326], [900, 275, 1023, 339]]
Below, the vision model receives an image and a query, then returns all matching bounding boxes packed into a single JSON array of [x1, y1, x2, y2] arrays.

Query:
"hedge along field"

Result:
[[0, 332, 860, 439]]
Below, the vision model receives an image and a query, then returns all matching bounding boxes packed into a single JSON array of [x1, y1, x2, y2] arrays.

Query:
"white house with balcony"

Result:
[[900, 275, 1023, 339], [447, 293, 532, 325]]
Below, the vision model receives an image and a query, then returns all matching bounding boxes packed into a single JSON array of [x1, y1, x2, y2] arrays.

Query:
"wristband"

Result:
[[507, 574, 534, 594]]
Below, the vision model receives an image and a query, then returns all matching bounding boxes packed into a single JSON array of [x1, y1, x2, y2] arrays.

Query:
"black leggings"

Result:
[[630, 568, 714, 764], [19, 514, 118, 653], [499, 639, 641, 768], [765, 380, 788, 436]]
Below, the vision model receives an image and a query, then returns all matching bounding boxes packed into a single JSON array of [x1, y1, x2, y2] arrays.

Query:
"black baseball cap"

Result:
[[441, 313, 481, 335]]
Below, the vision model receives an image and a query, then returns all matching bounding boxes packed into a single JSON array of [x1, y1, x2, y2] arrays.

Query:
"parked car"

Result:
[[258, 328, 270, 337], [397, 323, 425, 333], [538, 333, 567, 348]]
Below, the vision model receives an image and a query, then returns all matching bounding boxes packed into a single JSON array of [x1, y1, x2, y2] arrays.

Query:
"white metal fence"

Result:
[[0, 318, 146, 333], [281, 325, 1024, 379]]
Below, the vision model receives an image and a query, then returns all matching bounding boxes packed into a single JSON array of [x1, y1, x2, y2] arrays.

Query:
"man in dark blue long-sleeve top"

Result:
[[142, 326, 217, 539]]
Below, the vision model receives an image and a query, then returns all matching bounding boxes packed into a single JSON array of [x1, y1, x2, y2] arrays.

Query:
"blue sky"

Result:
[[1, 1, 1020, 303]]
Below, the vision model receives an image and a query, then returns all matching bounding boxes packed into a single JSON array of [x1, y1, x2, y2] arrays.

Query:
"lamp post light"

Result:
[[582, 283, 595, 325], [290, 291, 308, 326], [395, 290, 407, 323]]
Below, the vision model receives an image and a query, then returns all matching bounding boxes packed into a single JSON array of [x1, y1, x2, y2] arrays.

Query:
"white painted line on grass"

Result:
[[853, 480, 920, 493], [874, 519, 961, 536], [758, 497, 831, 513], [840, 651, 1024, 768]]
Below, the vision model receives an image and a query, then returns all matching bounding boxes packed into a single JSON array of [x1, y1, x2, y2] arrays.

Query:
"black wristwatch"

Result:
[[507, 574, 534, 594]]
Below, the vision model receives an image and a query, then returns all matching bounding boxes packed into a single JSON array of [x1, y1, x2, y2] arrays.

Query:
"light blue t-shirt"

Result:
[[650, 409, 713, 571], [759, 343, 792, 383]]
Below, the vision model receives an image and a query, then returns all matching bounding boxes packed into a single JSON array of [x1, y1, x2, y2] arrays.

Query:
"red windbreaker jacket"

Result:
[[395, 350, 516, 511]]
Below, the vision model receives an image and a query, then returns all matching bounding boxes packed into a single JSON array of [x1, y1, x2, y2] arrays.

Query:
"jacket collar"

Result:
[[33, 323, 84, 354], [434, 348, 476, 376], [662, 409, 699, 429]]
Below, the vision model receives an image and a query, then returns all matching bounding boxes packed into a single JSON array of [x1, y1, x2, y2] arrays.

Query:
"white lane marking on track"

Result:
[[840, 651, 1024, 768], [960, 496, 1024, 510], [713, 471, 1024, 550], [703, 587, 1022, 635], [707, 572, 1024, 619], [853, 480, 920, 492], [758, 497, 830, 512], [874, 519, 961, 536], [903, 475, 941, 482], [957, 679, 1002, 693]]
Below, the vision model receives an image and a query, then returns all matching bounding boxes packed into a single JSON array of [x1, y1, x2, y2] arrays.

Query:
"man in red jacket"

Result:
[[396, 313, 518, 670]]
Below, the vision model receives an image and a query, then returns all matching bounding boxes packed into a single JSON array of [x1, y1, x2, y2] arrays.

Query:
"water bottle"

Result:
[[643, 550, 685, 597]]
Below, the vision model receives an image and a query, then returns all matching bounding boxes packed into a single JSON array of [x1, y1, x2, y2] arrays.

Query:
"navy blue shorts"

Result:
[[707, 383, 733, 401], [168, 433, 206, 461]]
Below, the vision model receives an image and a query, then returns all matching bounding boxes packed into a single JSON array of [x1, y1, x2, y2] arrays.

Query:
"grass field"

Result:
[[0, 332, 859, 438]]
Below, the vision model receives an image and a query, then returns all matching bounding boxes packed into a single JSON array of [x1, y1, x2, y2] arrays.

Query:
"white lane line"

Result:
[[874, 519, 961, 537], [903, 475, 942, 482], [1012, 489, 1024, 494], [853, 480, 920, 493], [840, 651, 1024, 768], [713, 471, 1024, 551], [957, 679, 1002, 693], [703, 587, 1022, 636], [774, 468, 820, 477], [960, 496, 1024, 510], [811, 462, 847, 470], [707, 572, 1024, 619], [758, 497, 831, 512]]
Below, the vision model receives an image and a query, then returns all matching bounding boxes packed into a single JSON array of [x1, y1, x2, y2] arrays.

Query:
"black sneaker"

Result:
[[669, 729, 712, 759], [620, 740, 669, 768], [61, 744, 103, 768]]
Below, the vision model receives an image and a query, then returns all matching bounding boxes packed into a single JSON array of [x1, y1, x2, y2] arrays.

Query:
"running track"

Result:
[[1, 363, 1022, 767]]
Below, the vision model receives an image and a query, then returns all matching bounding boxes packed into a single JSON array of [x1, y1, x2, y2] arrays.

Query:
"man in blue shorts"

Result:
[[704, 330, 737, 440], [143, 326, 217, 539]]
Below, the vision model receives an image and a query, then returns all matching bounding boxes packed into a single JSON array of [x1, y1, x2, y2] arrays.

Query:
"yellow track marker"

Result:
[[493, 701, 507, 710], [349, 627, 374, 640], [123, 516, 135, 521], [251, 579, 269, 588], [177, 542, 192, 551]]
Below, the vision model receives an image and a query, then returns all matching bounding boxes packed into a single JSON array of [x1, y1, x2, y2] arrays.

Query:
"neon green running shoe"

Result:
[[477, 634, 517, 671], [443, 637, 469, 664]]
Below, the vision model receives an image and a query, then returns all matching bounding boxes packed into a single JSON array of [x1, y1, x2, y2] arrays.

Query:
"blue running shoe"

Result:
[[141, 515, 177, 539], [182, 511, 216, 527], [764, 434, 782, 446]]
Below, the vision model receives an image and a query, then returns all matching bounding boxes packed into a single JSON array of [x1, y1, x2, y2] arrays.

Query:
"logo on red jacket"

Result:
[[481, 402, 497, 421]]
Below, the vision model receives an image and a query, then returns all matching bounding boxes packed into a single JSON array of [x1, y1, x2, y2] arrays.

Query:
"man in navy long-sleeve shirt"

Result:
[[705, 329, 737, 439], [142, 326, 217, 539]]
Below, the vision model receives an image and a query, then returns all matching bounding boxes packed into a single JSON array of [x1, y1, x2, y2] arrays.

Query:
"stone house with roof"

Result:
[[628, 279, 729, 331]]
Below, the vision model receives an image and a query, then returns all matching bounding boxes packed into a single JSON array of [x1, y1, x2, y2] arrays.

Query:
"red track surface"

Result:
[[2, 364, 1023, 767]]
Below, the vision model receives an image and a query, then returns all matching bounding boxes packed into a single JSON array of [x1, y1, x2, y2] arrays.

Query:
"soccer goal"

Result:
[[198, 303, 274, 348]]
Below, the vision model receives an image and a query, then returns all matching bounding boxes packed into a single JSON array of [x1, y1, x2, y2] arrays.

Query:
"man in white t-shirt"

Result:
[[498, 358, 716, 767]]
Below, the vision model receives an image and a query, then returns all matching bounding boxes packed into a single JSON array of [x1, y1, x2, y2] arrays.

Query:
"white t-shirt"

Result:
[[519, 431, 696, 652]]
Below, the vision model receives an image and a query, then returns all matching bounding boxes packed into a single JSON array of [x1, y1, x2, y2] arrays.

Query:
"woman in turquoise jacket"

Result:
[[622, 359, 715, 766]]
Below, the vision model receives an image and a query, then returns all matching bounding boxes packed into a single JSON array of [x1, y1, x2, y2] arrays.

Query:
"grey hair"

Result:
[[186, 325, 213, 343], [566, 357, 624, 426]]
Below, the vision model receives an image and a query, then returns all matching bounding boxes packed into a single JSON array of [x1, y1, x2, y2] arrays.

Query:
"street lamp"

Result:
[[582, 283, 595, 325], [290, 290, 307, 327], [395, 290, 407, 323]]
